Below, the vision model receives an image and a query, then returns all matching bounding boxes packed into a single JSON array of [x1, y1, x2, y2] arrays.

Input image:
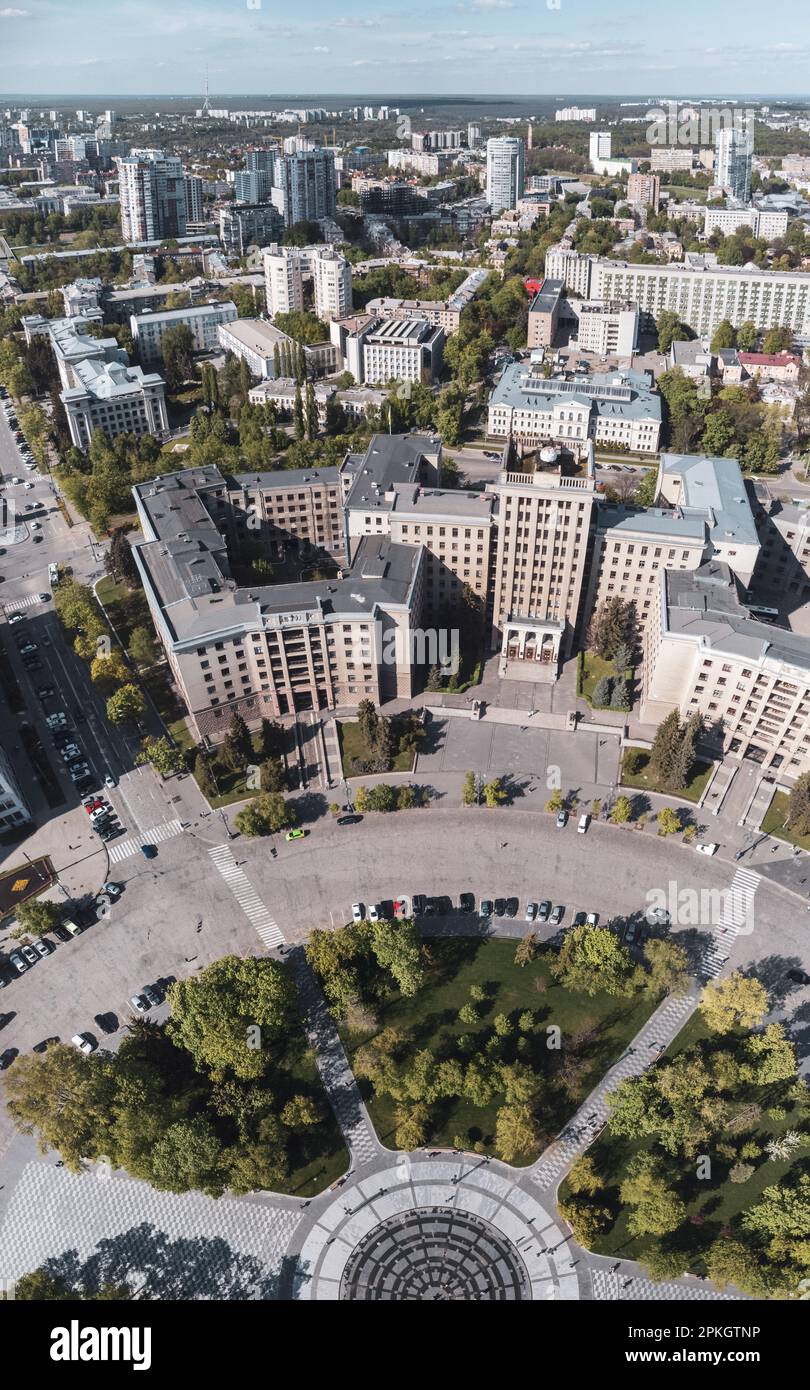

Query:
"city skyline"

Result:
[[0, 0, 809, 98]]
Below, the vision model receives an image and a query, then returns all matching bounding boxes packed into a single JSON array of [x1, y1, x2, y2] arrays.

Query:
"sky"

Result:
[[0, 0, 809, 99]]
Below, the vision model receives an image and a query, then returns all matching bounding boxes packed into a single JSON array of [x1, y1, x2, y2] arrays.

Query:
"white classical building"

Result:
[[487, 366, 661, 455], [61, 359, 168, 451]]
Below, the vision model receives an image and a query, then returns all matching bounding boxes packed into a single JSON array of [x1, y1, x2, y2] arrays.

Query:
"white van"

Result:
[[578, 814, 590, 834]]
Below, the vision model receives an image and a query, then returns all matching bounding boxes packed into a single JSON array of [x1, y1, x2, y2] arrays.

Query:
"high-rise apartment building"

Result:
[[271, 148, 336, 226], [715, 125, 754, 203], [589, 131, 612, 167], [183, 173, 204, 224], [312, 246, 353, 322], [234, 168, 270, 204], [264, 243, 352, 321], [116, 149, 187, 242], [626, 172, 661, 211], [485, 137, 525, 214]]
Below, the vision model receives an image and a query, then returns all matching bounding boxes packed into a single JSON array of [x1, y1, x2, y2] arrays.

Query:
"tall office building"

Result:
[[589, 130, 612, 168], [271, 148, 336, 226], [116, 149, 187, 242], [247, 148, 276, 176], [715, 125, 754, 203], [183, 173, 204, 224], [485, 137, 525, 214], [234, 168, 270, 204]]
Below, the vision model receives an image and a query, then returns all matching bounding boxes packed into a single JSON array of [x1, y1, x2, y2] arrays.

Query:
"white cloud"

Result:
[[0, 6, 29, 15], [454, 0, 513, 9]]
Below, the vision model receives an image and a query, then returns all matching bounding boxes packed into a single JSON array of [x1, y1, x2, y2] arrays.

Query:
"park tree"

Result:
[[567, 1155, 602, 1196], [161, 324, 197, 393], [558, 1196, 613, 1247], [106, 683, 146, 727], [168, 956, 295, 1080], [3, 1044, 114, 1170], [710, 318, 737, 352], [642, 938, 690, 998], [737, 320, 758, 351], [620, 1153, 686, 1237], [700, 972, 769, 1033], [14, 899, 62, 937], [221, 713, 253, 772], [656, 807, 681, 836], [742, 1170, 810, 1266], [137, 735, 185, 777], [495, 1102, 539, 1163], [234, 792, 296, 836], [648, 710, 682, 787], [394, 1103, 429, 1151], [786, 772, 810, 838], [149, 1116, 224, 1197], [106, 527, 139, 586], [610, 794, 632, 824], [515, 932, 539, 968], [483, 777, 507, 807], [260, 756, 287, 793], [194, 751, 218, 800], [281, 1095, 321, 1129], [462, 771, 477, 805], [656, 310, 691, 352], [90, 651, 130, 689], [592, 675, 613, 707], [367, 783, 395, 813], [370, 919, 425, 997], [551, 924, 637, 998]]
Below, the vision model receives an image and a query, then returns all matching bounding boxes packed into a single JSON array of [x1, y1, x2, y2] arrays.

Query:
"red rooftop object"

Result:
[[524, 277, 544, 296]]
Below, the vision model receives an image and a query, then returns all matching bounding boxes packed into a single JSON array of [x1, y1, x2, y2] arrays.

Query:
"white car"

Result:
[[8, 613, 24, 624], [104, 774, 116, 789], [71, 1034, 96, 1054], [23, 481, 34, 490], [351, 902, 364, 923], [368, 904, 380, 922], [9, 476, 21, 485], [586, 911, 599, 926], [695, 842, 719, 856]]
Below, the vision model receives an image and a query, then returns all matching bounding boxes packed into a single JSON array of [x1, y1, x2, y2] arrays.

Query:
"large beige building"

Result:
[[641, 562, 810, 776], [487, 366, 661, 456]]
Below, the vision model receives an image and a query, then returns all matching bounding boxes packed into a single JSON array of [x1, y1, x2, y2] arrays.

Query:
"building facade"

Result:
[[130, 301, 238, 365], [486, 137, 525, 214], [116, 149, 187, 242]]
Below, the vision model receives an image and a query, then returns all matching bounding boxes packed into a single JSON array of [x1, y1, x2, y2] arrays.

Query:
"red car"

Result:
[[83, 797, 103, 813]]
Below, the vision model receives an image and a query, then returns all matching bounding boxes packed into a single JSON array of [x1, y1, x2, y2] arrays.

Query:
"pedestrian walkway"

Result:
[[3, 593, 43, 613], [591, 1268, 738, 1301], [208, 844, 285, 948], [290, 952, 379, 1167], [321, 718, 342, 787], [697, 867, 760, 980], [531, 867, 762, 1194], [107, 818, 183, 864]]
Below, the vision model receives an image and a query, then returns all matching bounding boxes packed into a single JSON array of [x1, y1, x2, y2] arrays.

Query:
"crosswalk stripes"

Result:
[[107, 818, 183, 864], [531, 868, 762, 1193], [697, 868, 760, 980], [4, 594, 43, 613], [208, 845, 285, 948]]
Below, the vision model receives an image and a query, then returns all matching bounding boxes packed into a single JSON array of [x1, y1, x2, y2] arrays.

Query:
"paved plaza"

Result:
[[417, 717, 621, 796]]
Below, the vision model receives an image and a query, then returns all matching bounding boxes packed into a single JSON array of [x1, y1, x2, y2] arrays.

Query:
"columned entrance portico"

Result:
[[499, 614, 565, 684]]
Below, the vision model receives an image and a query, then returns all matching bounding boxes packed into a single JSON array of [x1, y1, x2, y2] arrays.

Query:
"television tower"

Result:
[[200, 66, 211, 118]]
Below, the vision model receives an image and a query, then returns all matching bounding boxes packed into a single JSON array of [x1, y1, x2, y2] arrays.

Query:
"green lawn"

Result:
[[342, 937, 657, 1163], [277, 1041, 349, 1197], [95, 575, 151, 651], [338, 719, 415, 776], [621, 747, 713, 804], [562, 1012, 808, 1266], [761, 790, 810, 850], [579, 650, 623, 707]]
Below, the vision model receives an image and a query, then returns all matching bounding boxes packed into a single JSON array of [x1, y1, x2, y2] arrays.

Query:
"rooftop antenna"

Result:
[[200, 66, 211, 119]]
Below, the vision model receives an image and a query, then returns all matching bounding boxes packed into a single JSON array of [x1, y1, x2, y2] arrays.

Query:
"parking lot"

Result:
[[416, 716, 621, 793]]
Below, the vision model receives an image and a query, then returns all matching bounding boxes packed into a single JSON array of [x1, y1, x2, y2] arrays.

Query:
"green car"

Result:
[[285, 828, 306, 841]]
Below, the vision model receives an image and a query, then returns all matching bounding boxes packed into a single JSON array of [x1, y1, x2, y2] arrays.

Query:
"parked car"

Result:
[[556, 810, 568, 829], [524, 901, 538, 922], [0, 1049, 17, 1071], [549, 905, 565, 926], [479, 899, 493, 919], [143, 984, 163, 1008], [336, 814, 363, 826], [94, 1013, 118, 1035], [129, 994, 149, 1014], [33, 938, 54, 958], [101, 882, 123, 899], [412, 894, 425, 918], [104, 775, 116, 789], [695, 842, 719, 856], [20, 944, 39, 967], [459, 892, 475, 913], [585, 912, 599, 927], [351, 903, 364, 922], [37, 685, 55, 699], [285, 828, 306, 841], [538, 900, 552, 922], [494, 898, 507, 917], [71, 1034, 96, 1054], [578, 814, 590, 834], [505, 897, 519, 918], [368, 904, 380, 922], [9, 950, 28, 974]]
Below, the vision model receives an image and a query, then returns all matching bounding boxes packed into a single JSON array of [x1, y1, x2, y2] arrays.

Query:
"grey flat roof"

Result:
[[665, 564, 810, 671], [343, 433, 440, 512], [597, 504, 706, 540], [229, 467, 341, 490], [528, 278, 565, 315], [389, 483, 494, 523], [491, 363, 660, 422], [660, 452, 759, 546]]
